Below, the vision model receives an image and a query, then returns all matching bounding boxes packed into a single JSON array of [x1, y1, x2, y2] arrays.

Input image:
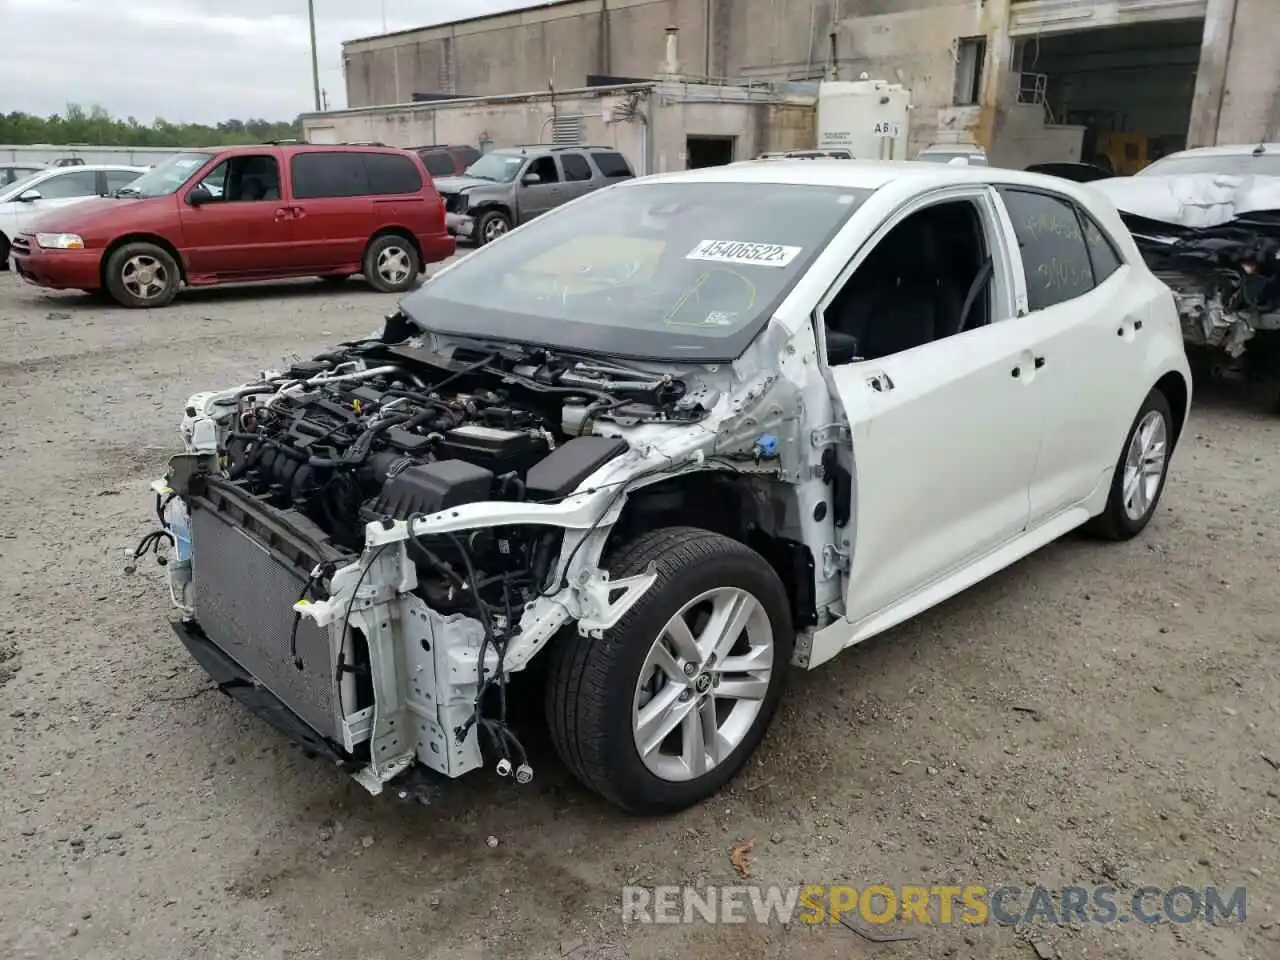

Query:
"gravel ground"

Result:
[[1, 264, 1278, 960]]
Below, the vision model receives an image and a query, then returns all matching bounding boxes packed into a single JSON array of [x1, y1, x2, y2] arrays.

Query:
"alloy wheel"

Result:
[[631, 586, 774, 782]]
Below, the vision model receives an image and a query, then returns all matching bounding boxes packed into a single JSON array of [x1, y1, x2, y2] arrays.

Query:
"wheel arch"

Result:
[[471, 201, 514, 223], [366, 226, 423, 268], [100, 233, 187, 286], [1153, 369, 1189, 448], [605, 470, 818, 631]]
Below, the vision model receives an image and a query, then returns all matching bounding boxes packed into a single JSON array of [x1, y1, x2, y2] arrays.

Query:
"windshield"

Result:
[[1139, 152, 1280, 177], [402, 180, 872, 362], [460, 152, 525, 183], [114, 152, 213, 197]]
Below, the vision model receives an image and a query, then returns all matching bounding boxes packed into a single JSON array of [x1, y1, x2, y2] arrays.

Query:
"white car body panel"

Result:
[[153, 158, 1193, 793], [0, 165, 146, 250]]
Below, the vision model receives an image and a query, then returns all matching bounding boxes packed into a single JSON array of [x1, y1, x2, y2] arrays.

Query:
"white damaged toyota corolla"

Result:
[[145, 160, 1192, 813]]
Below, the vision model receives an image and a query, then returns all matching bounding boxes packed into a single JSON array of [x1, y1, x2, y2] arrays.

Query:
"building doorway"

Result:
[[686, 135, 735, 168]]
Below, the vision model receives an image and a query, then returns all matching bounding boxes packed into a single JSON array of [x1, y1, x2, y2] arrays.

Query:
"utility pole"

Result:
[[307, 0, 322, 112]]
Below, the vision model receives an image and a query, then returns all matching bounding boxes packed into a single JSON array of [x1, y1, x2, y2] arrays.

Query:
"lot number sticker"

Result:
[[686, 239, 802, 268]]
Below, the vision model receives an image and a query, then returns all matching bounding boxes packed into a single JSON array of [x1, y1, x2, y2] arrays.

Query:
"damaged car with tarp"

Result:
[[1091, 143, 1280, 406]]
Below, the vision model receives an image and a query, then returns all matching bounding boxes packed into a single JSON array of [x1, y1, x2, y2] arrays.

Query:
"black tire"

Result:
[[474, 210, 511, 246], [545, 527, 794, 814], [1084, 387, 1174, 541], [362, 234, 420, 293], [104, 242, 180, 308]]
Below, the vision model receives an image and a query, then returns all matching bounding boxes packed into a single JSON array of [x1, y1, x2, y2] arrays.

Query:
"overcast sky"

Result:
[[0, 0, 536, 124]]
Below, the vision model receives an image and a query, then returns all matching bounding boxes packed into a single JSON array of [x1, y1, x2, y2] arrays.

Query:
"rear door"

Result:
[[558, 151, 597, 201], [364, 150, 436, 241], [515, 155, 565, 221], [177, 150, 295, 276], [287, 150, 381, 271], [992, 186, 1138, 524]]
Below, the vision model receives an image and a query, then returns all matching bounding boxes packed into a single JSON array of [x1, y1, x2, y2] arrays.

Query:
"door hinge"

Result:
[[810, 423, 850, 448], [822, 543, 851, 578]]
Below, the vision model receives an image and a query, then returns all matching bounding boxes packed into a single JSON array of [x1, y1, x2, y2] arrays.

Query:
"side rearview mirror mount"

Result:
[[17, 189, 41, 203], [521, 172, 542, 186], [187, 186, 213, 206]]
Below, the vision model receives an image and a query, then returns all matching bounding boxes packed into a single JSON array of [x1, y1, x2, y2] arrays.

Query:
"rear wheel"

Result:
[[1084, 387, 1173, 541], [363, 234, 420, 293], [545, 527, 793, 813], [104, 242, 181, 308]]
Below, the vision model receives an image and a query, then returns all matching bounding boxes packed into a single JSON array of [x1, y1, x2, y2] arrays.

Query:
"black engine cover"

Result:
[[373, 459, 494, 520]]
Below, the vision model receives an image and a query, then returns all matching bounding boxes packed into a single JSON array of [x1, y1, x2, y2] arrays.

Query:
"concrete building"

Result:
[[309, 0, 1279, 171]]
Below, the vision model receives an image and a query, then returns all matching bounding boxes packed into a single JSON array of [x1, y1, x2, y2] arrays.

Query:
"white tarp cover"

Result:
[[1090, 173, 1280, 229]]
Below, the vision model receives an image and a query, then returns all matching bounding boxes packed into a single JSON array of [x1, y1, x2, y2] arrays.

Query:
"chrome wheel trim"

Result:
[[375, 245, 412, 285], [1122, 409, 1168, 522], [121, 254, 168, 300], [631, 586, 774, 783], [483, 216, 508, 242]]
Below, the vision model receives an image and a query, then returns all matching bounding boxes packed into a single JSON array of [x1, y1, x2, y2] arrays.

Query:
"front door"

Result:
[[515, 155, 565, 221], [824, 189, 1048, 626], [178, 151, 294, 276]]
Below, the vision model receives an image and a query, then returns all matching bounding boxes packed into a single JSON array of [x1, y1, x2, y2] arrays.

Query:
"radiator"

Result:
[[189, 503, 341, 740]]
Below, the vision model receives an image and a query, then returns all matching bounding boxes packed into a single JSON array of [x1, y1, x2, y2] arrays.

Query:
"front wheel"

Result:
[[475, 210, 511, 246], [1085, 387, 1174, 540], [545, 527, 793, 814], [104, 242, 181, 308], [363, 234, 420, 293]]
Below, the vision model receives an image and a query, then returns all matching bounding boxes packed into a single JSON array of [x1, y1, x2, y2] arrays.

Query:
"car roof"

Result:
[[195, 143, 418, 156], [1157, 142, 1280, 159], [636, 158, 1070, 193], [34, 164, 147, 172]]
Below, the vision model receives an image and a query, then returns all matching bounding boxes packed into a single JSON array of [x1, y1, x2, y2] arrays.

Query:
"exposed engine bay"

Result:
[[211, 333, 700, 599], [145, 308, 831, 797]]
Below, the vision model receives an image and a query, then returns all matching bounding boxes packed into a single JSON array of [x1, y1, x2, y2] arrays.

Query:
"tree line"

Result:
[[0, 105, 302, 148]]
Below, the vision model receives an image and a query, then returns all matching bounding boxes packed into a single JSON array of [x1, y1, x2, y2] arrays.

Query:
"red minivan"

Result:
[[10, 143, 455, 308]]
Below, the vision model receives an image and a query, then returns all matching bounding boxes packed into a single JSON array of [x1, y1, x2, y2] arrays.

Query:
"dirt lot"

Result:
[[1, 265, 1277, 960]]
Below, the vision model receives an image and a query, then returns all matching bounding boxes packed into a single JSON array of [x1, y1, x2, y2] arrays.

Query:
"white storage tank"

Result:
[[817, 80, 912, 161]]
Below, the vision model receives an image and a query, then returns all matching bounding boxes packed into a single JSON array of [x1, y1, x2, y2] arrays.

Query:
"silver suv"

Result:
[[435, 145, 635, 245]]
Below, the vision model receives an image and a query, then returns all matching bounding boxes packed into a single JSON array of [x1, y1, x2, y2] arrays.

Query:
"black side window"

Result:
[[364, 153, 423, 194], [1079, 210, 1123, 284], [561, 152, 592, 181], [526, 156, 560, 183], [290, 152, 370, 199], [592, 151, 634, 178], [998, 188, 1096, 310], [196, 155, 282, 202], [421, 151, 456, 177]]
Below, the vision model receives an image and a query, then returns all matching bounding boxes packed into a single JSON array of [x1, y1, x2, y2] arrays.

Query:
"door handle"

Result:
[[292, 207, 306, 219], [274, 208, 290, 221], [1011, 366, 1021, 378], [1034, 356, 1045, 369], [866, 372, 894, 392]]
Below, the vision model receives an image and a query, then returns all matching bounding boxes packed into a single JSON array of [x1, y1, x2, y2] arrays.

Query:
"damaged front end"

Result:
[[140, 311, 807, 797], [1094, 173, 1280, 393]]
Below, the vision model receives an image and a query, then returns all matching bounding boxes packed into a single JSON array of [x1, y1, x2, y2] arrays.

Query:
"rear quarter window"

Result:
[[364, 152, 424, 194], [591, 151, 634, 179], [420, 151, 456, 177]]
